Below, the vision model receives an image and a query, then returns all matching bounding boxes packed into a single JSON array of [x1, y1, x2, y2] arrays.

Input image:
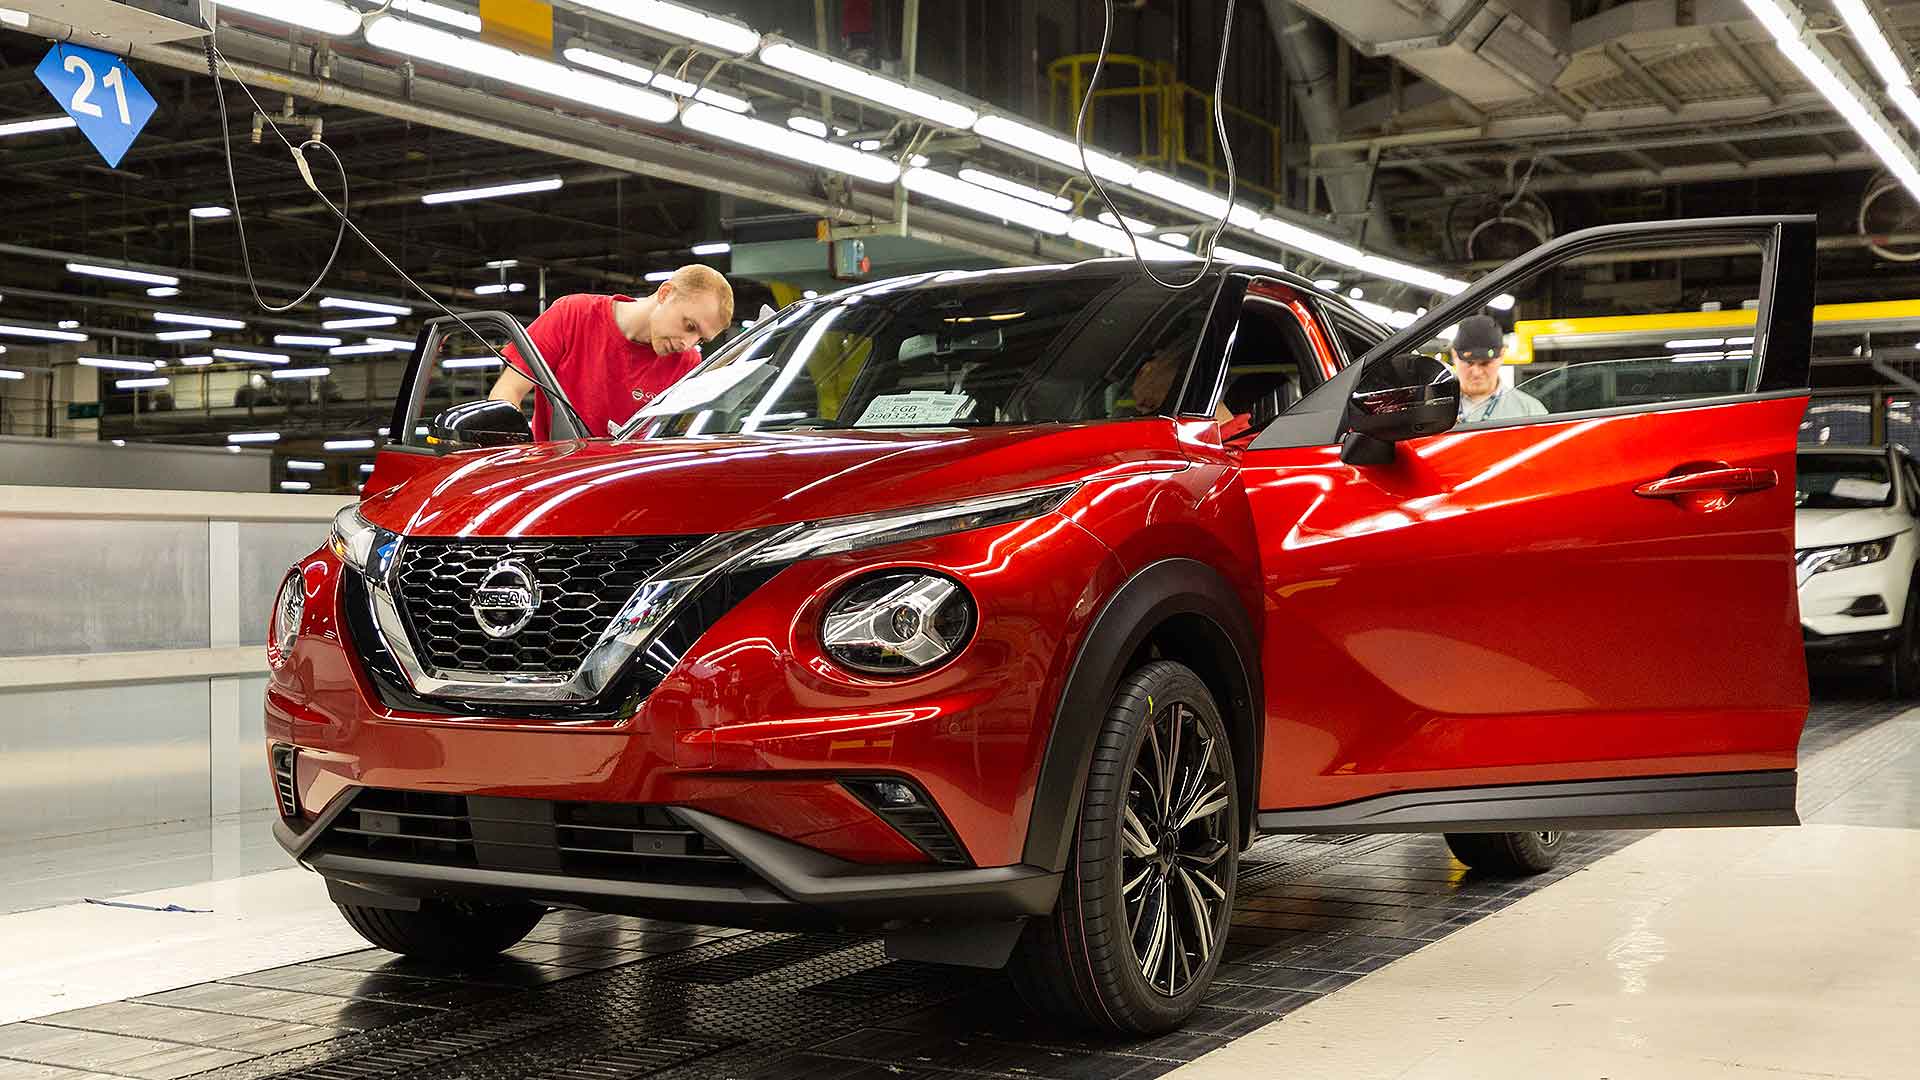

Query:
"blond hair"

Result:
[[666, 264, 734, 326]]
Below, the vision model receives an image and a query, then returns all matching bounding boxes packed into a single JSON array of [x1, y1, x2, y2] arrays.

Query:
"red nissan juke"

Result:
[[267, 216, 1817, 1034]]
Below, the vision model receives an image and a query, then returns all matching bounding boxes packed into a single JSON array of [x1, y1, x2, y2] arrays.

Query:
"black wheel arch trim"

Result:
[[1021, 557, 1262, 873], [1256, 768, 1799, 834]]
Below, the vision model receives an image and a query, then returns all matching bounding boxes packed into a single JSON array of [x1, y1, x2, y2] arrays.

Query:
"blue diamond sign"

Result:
[[35, 43, 158, 169]]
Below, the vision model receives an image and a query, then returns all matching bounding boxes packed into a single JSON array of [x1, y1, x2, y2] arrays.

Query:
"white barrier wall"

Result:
[[0, 486, 354, 844]]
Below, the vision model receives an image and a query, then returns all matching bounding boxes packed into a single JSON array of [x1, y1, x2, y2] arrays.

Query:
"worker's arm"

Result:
[[489, 363, 536, 407]]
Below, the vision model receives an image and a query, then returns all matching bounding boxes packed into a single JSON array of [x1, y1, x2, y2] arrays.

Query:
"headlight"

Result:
[[821, 572, 976, 675], [270, 570, 304, 668], [329, 505, 396, 575], [746, 484, 1077, 567], [1797, 535, 1897, 582]]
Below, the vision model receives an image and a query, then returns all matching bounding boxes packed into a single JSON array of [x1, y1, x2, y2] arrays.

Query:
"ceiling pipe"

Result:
[[1262, 0, 1397, 246]]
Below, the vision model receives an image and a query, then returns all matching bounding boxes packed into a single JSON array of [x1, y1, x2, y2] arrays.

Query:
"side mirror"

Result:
[[427, 399, 532, 451], [1340, 353, 1458, 465]]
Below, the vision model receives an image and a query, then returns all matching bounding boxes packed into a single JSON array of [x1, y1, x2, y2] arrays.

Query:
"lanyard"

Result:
[[1464, 391, 1502, 421]]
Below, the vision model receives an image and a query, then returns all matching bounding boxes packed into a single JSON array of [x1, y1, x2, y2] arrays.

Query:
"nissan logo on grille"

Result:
[[471, 559, 538, 639]]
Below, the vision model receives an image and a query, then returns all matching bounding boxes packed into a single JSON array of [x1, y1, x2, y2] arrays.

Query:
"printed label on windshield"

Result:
[[1830, 478, 1891, 501], [854, 391, 971, 427]]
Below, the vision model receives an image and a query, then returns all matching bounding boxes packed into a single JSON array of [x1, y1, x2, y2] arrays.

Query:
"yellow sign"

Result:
[[479, 0, 553, 53]]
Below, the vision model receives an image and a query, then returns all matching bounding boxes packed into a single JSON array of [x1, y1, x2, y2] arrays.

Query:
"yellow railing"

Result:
[[1046, 53, 1288, 208]]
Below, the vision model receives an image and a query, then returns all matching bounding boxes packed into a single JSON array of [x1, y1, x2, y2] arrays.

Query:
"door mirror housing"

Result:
[[1341, 353, 1458, 465], [426, 399, 532, 451]]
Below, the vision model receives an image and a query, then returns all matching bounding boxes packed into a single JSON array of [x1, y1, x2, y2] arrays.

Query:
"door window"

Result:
[[1209, 283, 1328, 435]]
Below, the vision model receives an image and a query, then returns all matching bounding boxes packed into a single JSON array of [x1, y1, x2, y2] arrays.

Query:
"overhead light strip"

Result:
[[759, 39, 977, 129], [421, 176, 564, 205], [67, 262, 180, 286]]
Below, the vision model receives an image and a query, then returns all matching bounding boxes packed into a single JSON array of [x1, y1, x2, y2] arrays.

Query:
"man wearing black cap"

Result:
[[1452, 314, 1546, 424]]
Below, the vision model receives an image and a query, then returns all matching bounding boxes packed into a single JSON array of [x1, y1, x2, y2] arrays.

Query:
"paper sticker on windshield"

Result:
[[855, 391, 970, 427], [1831, 478, 1890, 501]]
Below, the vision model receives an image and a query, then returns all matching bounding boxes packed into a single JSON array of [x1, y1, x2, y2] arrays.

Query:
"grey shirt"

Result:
[[1458, 388, 1548, 425]]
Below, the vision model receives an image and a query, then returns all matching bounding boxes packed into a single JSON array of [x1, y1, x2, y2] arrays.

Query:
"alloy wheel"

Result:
[[1120, 700, 1233, 997]]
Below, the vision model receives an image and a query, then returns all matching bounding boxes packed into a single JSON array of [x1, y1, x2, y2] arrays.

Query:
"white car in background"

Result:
[[1797, 446, 1920, 694]]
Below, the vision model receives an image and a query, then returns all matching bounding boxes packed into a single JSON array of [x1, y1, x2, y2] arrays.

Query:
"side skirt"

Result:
[[1256, 770, 1798, 834]]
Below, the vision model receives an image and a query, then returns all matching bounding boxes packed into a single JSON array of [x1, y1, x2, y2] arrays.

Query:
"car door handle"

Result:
[[1634, 466, 1778, 499]]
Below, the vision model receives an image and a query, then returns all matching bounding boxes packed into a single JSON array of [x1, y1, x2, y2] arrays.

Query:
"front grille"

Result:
[[314, 788, 758, 888], [392, 537, 707, 676], [270, 743, 299, 818]]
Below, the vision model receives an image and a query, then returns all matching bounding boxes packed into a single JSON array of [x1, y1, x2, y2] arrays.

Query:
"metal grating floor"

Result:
[[2, 680, 1912, 1080]]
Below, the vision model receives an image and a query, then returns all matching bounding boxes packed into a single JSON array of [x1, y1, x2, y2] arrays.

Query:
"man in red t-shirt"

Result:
[[489, 265, 734, 439]]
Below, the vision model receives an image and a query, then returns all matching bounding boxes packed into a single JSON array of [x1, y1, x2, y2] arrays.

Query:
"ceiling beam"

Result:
[[1441, 150, 1877, 195], [1603, 41, 1684, 114]]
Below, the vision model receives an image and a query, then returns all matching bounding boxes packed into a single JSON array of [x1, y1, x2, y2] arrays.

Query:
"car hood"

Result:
[[363, 425, 1185, 538], [1794, 507, 1913, 550]]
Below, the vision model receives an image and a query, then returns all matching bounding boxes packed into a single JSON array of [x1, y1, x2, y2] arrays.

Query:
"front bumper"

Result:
[[1798, 546, 1908, 638], [275, 787, 1060, 929], [1801, 626, 1899, 657]]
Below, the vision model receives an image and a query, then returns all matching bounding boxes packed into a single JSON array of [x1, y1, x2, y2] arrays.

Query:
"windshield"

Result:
[[1797, 453, 1894, 510], [622, 269, 1214, 438]]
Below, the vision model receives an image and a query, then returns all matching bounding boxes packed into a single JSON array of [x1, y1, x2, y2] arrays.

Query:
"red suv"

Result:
[[268, 216, 1815, 1034]]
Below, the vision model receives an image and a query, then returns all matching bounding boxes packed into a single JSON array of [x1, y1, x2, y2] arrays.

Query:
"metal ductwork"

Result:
[[1262, 1, 1395, 246], [1287, 0, 1573, 112]]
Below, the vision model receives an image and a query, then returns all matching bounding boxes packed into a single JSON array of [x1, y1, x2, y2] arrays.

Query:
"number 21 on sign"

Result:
[[34, 44, 158, 169]]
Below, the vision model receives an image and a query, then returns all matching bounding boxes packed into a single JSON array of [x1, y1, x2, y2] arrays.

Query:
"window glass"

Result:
[[630, 271, 1212, 437], [1214, 289, 1320, 435], [1802, 395, 1875, 447], [1417, 240, 1770, 427], [1328, 308, 1386, 365], [1795, 453, 1893, 509]]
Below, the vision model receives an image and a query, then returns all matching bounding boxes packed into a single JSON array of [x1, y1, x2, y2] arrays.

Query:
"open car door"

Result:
[[362, 312, 587, 497], [1243, 215, 1817, 833]]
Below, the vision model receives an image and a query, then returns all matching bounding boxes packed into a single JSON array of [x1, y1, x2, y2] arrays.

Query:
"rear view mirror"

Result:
[[1341, 353, 1458, 465], [426, 399, 532, 451], [900, 328, 1005, 363]]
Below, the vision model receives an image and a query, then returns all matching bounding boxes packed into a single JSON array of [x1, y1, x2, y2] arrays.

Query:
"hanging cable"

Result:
[[203, 31, 583, 430], [1075, 0, 1240, 290]]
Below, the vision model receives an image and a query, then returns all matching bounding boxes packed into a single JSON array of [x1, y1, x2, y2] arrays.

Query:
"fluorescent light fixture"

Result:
[[360, 463, 376, 473], [391, 0, 480, 32], [0, 368, 22, 380], [67, 262, 179, 287], [1210, 244, 1286, 274], [485, 259, 520, 269], [112, 439, 126, 446], [324, 438, 377, 450], [115, 377, 169, 389], [802, 290, 819, 299], [443, 356, 505, 369], [645, 271, 673, 282], [287, 459, 326, 471], [973, 113, 1138, 185], [1128, 170, 1260, 229], [280, 481, 313, 491], [218, 0, 360, 35], [644, 71, 753, 112], [1158, 233, 1190, 247], [1665, 337, 1725, 349], [320, 297, 411, 315], [473, 283, 526, 295], [563, 46, 655, 85], [78, 356, 156, 371], [366, 16, 678, 125], [152, 359, 170, 368], [1742, 0, 1920, 199], [786, 115, 830, 138], [57, 320, 79, 329], [956, 169, 1073, 212], [0, 323, 88, 342], [275, 334, 342, 346], [0, 115, 78, 137], [155, 329, 212, 341], [0, 9, 29, 29], [180, 355, 213, 366], [365, 336, 414, 348], [146, 286, 179, 297], [1067, 218, 1193, 261], [272, 366, 331, 379], [691, 241, 731, 255], [902, 168, 1072, 235], [1727, 335, 1755, 346], [854, 139, 882, 151], [421, 176, 564, 205], [213, 348, 290, 364], [1488, 293, 1516, 311], [568, 0, 759, 54], [1835, 0, 1910, 88], [1097, 211, 1154, 234], [330, 343, 392, 355], [228, 431, 281, 444], [760, 39, 977, 129], [190, 205, 232, 219], [1348, 287, 1364, 300], [683, 103, 900, 184], [154, 311, 246, 329], [322, 316, 398, 330], [1313, 278, 1340, 291]]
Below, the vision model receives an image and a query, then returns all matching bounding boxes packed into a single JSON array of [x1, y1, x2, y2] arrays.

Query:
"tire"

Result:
[[1009, 660, 1239, 1036], [1885, 583, 1920, 699], [336, 898, 545, 962], [1444, 830, 1564, 875]]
